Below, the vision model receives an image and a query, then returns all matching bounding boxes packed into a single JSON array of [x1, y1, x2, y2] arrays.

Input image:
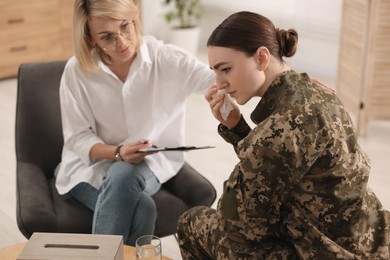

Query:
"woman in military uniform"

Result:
[[177, 11, 390, 259]]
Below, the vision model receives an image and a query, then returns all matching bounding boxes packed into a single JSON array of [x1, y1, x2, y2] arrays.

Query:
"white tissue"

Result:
[[213, 89, 233, 121]]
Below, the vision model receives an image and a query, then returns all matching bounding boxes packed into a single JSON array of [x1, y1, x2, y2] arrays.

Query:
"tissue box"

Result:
[[17, 232, 123, 260]]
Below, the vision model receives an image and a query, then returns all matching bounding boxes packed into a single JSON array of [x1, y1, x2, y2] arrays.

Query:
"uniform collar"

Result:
[[250, 70, 304, 124]]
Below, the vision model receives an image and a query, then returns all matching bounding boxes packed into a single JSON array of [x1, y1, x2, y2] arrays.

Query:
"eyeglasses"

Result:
[[98, 20, 135, 51]]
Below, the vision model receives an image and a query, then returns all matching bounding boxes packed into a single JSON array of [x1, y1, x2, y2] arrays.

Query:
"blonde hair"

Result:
[[73, 0, 143, 73]]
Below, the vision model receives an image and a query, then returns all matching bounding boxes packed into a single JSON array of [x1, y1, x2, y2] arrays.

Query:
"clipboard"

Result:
[[138, 145, 215, 153]]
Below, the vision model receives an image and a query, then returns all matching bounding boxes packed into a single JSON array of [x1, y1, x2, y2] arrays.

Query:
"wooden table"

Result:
[[0, 242, 171, 259]]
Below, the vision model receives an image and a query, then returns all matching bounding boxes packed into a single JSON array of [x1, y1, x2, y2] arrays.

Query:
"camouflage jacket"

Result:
[[217, 70, 390, 259]]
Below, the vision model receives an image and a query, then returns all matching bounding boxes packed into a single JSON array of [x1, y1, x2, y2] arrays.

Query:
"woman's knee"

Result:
[[105, 161, 143, 188], [134, 193, 157, 225], [142, 193, 157, 213], [178, 206, 207, 235]]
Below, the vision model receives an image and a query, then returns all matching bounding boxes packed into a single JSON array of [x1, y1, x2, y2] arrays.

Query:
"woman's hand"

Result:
[[119, 139, 155, 164], [205, 85, 241, 129], [312, 79, 336, 93]]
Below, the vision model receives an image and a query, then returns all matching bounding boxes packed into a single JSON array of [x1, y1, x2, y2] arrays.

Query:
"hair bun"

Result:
[[276, 28, 298, 58]]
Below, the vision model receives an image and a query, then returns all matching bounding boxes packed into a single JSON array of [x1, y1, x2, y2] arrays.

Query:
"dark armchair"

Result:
[[15, 60, 216, 239]]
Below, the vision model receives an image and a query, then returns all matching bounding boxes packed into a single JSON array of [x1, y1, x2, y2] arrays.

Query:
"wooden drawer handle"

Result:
[[10, 46, 27, 52], [7, 18, 25, 24]]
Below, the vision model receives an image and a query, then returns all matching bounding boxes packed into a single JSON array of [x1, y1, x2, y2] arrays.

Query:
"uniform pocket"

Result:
[[220, 181, 240, 221], [220, 166, 241, 221]]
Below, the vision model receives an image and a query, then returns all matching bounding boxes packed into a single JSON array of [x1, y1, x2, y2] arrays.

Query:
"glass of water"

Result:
[[135, 235, 162, 260]]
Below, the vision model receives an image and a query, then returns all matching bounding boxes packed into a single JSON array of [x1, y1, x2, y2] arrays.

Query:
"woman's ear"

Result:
[[87, 35, 96, 47], [255, 46, 270, 71]]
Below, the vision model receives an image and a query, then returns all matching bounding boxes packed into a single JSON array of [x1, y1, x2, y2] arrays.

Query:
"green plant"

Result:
[[163, 0, 202, 28]]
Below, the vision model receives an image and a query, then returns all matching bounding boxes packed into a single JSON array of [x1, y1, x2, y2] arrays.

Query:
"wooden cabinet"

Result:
[[59, 0, 75, 59], [336, 0, 390, 136], [0, 0, 74, 79]]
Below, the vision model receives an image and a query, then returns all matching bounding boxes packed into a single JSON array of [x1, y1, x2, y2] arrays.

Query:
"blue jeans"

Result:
[[69, 161, 161, 246]]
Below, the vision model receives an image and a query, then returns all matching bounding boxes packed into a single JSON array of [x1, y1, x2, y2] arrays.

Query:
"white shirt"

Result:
[[55, 36, 215, 194]]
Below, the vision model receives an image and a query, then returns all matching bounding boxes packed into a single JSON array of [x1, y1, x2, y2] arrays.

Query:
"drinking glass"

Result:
[[135, 235, 162, 260]]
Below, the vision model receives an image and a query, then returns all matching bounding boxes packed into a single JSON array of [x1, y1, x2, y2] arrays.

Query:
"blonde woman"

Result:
[[55, 0, 214, 245]]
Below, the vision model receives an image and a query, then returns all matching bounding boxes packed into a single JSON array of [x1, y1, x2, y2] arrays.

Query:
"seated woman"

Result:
[[55, 0, 215, 246], [177, 11, 390, 259]]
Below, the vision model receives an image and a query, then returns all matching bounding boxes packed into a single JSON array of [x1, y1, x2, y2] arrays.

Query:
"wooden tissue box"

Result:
[[17, 232, 123, 260]]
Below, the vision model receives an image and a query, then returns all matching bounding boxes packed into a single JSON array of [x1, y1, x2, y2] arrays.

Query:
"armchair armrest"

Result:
[[16, 161, 57, 238], [163, 163, 216, 208]]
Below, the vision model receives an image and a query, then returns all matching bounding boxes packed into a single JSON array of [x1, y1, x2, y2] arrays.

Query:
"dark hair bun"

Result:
[[276, 28, 298, 58]]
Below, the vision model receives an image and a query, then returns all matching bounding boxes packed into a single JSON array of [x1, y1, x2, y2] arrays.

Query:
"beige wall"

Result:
[[142, 0, 342, 86]]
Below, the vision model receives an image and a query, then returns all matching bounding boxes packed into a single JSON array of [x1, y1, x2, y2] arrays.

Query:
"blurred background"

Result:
[[144, 0, 342, 86], [1, 1, 389, 259]]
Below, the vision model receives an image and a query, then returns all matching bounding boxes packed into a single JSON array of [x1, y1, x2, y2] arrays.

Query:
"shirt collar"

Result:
[[138, 39, 152, 65]]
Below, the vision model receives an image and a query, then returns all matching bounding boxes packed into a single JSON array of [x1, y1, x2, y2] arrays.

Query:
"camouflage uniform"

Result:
[[177, 70, 390, 259]]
